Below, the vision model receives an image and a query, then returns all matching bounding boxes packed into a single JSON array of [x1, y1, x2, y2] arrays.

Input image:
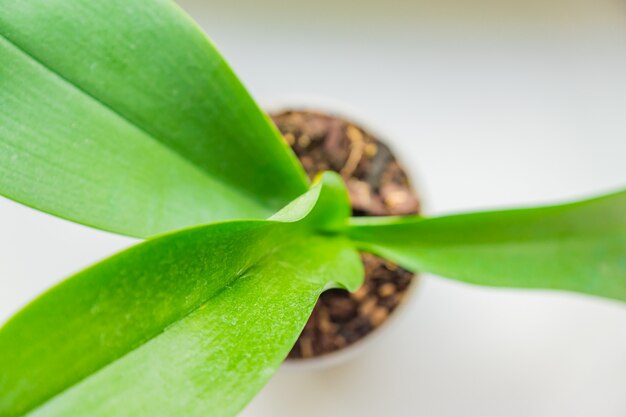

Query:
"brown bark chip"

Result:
[[270, 110, 420, 359]]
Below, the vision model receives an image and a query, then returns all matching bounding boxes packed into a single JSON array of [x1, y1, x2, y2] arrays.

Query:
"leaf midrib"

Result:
[[0, 32, 267, 213]]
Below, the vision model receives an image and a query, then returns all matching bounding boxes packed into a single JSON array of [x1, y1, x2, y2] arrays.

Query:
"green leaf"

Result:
[[347, 190, 626, 301], [0, 175, 363, 417], [0, 0, 308, 237], [271, 171, 352, 232]]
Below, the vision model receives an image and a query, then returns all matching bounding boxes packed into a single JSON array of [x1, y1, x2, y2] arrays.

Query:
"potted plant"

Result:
[[0, 1, 624, 417], [268, 107, 422, 362]]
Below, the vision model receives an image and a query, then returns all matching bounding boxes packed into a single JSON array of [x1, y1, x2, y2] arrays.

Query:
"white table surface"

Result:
[[1, 1, 625, 416]]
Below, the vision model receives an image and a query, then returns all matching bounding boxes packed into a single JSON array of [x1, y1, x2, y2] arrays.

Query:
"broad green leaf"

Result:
[[0, 174, 362, 417], [0, 0, 308, 237], [347, 190, 626, 301]]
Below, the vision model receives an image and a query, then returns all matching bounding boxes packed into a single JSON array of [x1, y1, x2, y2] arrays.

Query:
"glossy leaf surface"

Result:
[[0, 175, 362, 417], [347, 190, 626, 301], [0, 0, 308, 237]]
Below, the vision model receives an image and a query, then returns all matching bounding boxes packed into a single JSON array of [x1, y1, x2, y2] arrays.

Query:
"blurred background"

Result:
[[1, 0, 625, 416]]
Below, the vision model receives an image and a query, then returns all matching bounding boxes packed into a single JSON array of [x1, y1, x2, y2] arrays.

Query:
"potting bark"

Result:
[[271, 110, 420, 359]]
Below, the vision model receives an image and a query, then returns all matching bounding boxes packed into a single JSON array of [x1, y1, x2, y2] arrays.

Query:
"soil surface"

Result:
[[270, 110, 421, 360]]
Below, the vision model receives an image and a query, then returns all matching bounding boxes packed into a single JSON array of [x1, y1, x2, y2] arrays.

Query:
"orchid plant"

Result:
[[0, 1, 624, 417]]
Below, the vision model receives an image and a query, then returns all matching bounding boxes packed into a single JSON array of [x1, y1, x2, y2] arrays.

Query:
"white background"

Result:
[[1, 1, 625, 416]]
